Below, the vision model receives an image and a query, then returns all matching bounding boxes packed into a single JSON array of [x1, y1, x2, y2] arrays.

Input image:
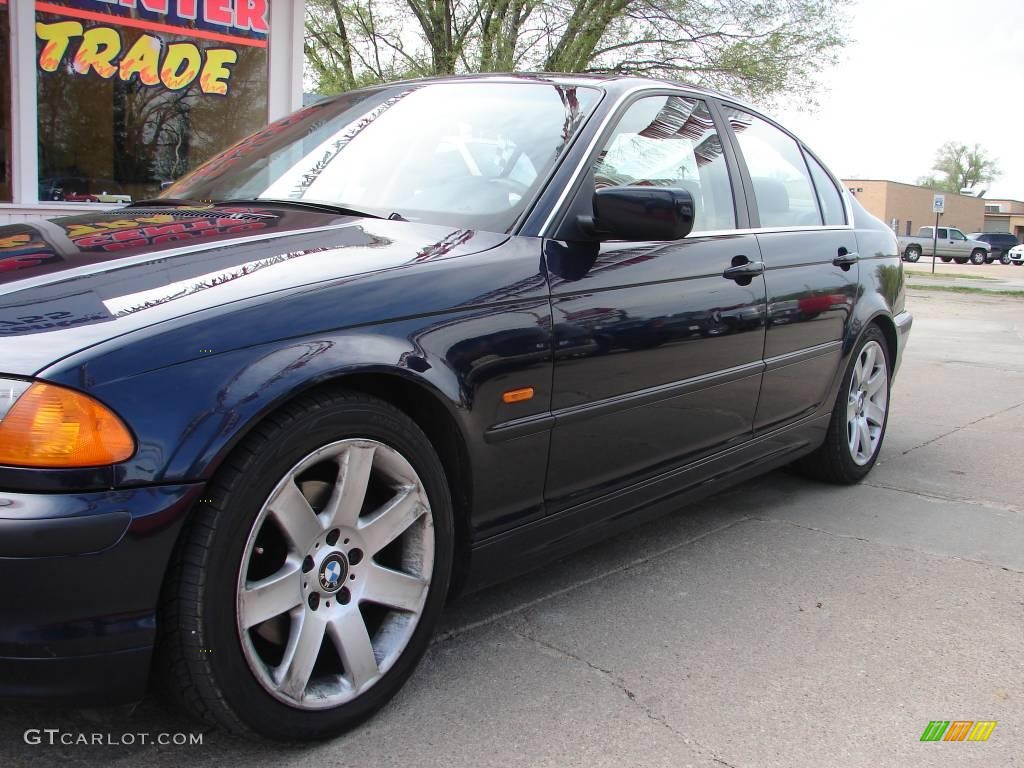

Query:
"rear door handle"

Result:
[[722, 261, 765, 280], [833, 250, 859, 267]]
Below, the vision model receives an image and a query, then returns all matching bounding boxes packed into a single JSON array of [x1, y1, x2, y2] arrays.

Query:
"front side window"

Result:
[[725, 108, 822, 228], [170, 82, 600, 232], [592, 95, 735, 232], [951, 230, 966, 241], [36, 0, 271, 204]]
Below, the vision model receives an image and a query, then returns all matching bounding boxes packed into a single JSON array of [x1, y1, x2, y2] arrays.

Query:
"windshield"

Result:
[[165, 81, 601, 233]]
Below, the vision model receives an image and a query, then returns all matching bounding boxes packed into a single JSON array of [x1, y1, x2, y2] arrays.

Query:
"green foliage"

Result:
[[304, 0, 851, 103], [917, 141, 1001, 193]]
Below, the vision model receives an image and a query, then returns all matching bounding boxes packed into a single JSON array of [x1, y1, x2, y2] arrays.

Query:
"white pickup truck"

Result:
[[898, 226, 991, 264]]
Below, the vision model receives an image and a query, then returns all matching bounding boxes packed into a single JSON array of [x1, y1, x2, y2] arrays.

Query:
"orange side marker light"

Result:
[[502, 387, 535, 404]]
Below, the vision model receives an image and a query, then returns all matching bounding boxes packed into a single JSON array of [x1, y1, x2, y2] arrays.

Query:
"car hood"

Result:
[[0, 203, 507, 375]]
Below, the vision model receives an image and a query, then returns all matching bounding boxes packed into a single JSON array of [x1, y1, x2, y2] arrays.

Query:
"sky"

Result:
[[772, 0, 1024, 200]]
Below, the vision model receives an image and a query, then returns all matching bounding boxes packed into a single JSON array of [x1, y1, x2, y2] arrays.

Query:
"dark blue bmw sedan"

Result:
[[0, 75, 911, 740]]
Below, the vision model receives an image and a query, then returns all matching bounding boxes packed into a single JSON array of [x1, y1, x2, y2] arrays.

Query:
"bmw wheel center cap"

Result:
[[318, 553, 349, 593]]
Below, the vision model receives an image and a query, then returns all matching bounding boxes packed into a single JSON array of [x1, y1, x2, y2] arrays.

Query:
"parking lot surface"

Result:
[[2, 288, 1022, 768]]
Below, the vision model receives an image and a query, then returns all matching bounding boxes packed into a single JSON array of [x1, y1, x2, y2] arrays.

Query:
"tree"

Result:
[[918, 141, 1001, 193], [304, 0, 851, 103]]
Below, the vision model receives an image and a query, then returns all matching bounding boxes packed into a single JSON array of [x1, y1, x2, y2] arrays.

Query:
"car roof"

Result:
[[344, 72, 741, 103]]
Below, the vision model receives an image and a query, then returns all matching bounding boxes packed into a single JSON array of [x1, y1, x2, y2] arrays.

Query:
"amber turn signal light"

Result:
[[502, 387, 535, 404], [0, 382, 135, 467]]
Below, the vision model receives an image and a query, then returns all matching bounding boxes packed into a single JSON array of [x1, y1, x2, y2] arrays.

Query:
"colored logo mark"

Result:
[[920, 720, 997, 742]]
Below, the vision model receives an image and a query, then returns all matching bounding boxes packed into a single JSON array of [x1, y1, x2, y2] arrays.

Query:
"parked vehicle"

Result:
[[898, 226, 990, 264], [1009, 243, 1024, 266], [0, 75, 912, 741], [967, 232, 1019, 264]]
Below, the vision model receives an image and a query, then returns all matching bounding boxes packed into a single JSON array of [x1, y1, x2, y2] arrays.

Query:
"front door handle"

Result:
[[833, 249, 859, 267], [722, 260, 765, 280]]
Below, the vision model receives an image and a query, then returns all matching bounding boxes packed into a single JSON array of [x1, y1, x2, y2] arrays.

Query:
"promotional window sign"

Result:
[[35, 0, 269, 95]]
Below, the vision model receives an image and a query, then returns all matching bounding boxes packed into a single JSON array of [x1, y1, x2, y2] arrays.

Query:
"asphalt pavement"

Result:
[[2, 288, 1022, 768]]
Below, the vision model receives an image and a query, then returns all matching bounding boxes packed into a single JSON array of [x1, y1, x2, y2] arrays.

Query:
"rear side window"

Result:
[[805, 152, 846, 225], [724, 108, 821, 227]]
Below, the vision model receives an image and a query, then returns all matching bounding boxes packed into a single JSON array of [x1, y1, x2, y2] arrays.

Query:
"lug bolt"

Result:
[[308, 593, 320, 611], [339, 587, 351, 605], [326, 529, 340, 546], [348, 548, 363, 566]]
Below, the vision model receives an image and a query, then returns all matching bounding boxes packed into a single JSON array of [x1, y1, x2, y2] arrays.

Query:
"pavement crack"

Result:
[[879, 399, 1024, 463], [863, 481, 1023, 515], [435, 516, 749, 644], [505, 621, 741, 768], [751, 516, 1024, 575]]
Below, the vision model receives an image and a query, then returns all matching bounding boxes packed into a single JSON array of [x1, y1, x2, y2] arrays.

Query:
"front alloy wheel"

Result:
[[238, 439, 433, 709], [159, 392, 453, 741]]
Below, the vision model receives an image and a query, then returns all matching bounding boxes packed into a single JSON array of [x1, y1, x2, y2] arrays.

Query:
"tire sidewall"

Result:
[[187, 396, 453, 740]]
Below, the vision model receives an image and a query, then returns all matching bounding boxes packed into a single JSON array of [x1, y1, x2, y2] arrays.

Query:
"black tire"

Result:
[[792, 326, 891, 484], [940, 256, 953, 263], [970, 249, 986, 265], [903, 246, 921, 263], [157, 390, 454, 741], [953, 257, 968, 264]]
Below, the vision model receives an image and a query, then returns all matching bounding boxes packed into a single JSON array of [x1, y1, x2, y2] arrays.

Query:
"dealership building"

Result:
[[0, 0, 306, 224]]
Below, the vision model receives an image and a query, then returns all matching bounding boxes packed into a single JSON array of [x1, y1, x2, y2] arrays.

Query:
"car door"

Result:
[[932, 227, 952, 256], [541, 92, 767, 513], [949, 228, 970, 257], [719, 104, 859, 431]]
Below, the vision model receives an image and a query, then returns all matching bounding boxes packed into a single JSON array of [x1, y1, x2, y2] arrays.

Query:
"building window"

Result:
[[35, 1, 271, 204], [0, 2, 11, 201]]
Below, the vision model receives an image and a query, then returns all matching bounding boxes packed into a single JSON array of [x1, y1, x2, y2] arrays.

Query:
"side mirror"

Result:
[[582, 186, 695, 241]]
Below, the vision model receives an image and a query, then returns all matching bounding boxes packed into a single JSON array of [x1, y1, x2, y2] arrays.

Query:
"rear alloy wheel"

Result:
[[159, 392, 453, 741], [845, 340, 889, 466], [792, 327, 891, 483], [904, 246, 921, 262], [970, 249, 987, 265], [1000, 253, 1011, 265]]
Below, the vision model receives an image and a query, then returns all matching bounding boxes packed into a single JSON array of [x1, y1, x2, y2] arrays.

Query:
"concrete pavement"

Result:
[[2, 288, 1022, 768]]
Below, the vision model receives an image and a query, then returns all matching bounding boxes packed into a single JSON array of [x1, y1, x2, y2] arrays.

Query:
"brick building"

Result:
[[841, 179, 985, 236]]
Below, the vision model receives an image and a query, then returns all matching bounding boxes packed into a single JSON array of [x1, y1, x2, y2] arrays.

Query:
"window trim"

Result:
[[9, 0, 38, 205]]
